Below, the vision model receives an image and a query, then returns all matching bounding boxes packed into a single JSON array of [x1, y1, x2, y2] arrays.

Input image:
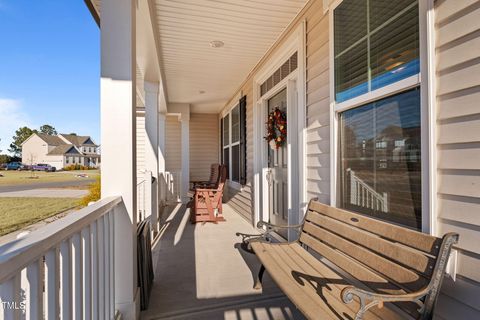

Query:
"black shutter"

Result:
[[220, 117, 224, 164], [239, 95, 247, 185]]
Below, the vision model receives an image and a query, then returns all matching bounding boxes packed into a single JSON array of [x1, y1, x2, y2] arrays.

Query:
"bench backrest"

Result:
[[299, 200, 456, 318]]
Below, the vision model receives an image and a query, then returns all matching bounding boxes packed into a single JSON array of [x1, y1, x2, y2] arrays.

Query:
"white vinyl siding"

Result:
[[165, 115, 182, 172], [189, 113, 219, 181], [434, 0, 480, 318]]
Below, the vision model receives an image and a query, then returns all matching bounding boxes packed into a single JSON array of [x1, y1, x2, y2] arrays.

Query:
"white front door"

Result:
[[266, 88, 289, 237]]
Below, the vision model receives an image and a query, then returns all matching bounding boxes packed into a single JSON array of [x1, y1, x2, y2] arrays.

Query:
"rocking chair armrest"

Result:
[[341, 286, 431, 320]]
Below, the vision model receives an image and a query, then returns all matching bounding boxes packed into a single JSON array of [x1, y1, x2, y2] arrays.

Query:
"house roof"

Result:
[[36, 133, 65, 146], [60, 134, 96, 146], [47, 145, 79, 155]]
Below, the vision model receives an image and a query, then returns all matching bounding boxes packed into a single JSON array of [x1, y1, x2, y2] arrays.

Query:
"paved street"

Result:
[[0, 178, 94, 193], [0, 188, 88, 198]]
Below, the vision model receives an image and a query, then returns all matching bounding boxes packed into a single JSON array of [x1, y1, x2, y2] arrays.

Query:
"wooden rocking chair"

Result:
[[190, 165, 227, 223], [190, 163, 220, 191]]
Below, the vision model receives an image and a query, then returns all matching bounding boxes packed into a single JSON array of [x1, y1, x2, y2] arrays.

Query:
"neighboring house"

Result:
[[21, 133, 100, 169]]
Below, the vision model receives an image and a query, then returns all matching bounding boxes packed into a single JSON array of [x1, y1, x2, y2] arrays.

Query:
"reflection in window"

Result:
[[339, 88, 421, 229], [334, 0, 419, 102]]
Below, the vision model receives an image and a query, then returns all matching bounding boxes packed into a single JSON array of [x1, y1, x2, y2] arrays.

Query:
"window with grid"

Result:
[[335, 0, 422, 230]]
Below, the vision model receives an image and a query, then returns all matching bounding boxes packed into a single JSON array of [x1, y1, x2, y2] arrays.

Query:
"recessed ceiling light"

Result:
[[210, 40, 224, 48]]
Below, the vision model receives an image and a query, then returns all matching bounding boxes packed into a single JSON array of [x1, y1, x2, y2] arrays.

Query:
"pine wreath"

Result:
[[264, 107, 287, 149]]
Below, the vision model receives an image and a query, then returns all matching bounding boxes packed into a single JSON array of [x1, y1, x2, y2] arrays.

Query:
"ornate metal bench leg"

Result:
[[254, 264, 266, 290]]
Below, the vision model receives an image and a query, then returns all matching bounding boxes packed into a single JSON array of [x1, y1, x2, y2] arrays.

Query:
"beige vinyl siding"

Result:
[[165, 115, 182, 172], [189, 113, 219, 181], [136, 113, 146, 173], [434, 0, 480, 318], [220, 0, 330, 222]]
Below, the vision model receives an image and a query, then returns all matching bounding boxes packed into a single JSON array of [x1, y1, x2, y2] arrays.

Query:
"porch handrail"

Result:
[[0, 196, 122, 319], [348, 168, 388, 212]]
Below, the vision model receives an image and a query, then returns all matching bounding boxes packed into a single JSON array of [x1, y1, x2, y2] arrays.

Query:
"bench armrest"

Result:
[[341, 286, 430, 320], [256, 221, 303, 241]]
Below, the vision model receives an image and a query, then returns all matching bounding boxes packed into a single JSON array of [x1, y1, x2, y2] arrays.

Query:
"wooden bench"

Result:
[[250, 200, 458, 320]]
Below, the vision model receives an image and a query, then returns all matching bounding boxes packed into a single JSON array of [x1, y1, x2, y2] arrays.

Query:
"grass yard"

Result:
[[0, 197, 79, 236], [0, 170, 100, 186]]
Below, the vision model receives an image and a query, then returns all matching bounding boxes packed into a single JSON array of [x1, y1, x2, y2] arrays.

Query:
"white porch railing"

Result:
[[0, 197, 122, 320], [137, 178, 147, 222], [348, 168, 388, 212], [159, 171, 181, 204]]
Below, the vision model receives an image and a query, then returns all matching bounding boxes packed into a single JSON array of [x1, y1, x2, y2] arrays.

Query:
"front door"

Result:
[[267, 88, 288, 237]]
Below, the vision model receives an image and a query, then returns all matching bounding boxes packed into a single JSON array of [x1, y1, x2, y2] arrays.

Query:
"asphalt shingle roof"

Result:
[[47, 145, 79, 155]]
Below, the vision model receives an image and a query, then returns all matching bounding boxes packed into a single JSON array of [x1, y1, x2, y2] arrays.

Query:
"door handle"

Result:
[[266, 169, 273, 187]]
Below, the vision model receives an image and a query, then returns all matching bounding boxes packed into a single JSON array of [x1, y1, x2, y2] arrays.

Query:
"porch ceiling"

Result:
[[153, 0, 308, 113]]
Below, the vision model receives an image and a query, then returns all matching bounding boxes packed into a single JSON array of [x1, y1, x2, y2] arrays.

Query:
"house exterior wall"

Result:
[[22, 134, 49, 165], [22, 135, 64, 168], [220, 0, 329, 222], [165, 115, 182, 172], [434, 0, 480, 318], [189, 113, 219, 181], [219, 0, 480, 317]]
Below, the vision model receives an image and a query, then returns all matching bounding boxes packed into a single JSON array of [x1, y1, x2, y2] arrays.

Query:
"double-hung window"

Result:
[[222, 96, 247, 185], [334, 0, 422, 230], [223, 106, 240, 182]]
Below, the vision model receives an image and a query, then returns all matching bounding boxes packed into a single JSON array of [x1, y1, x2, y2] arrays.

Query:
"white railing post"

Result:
[[45, 248, 59, 320], [25, 259, 43, 320], [100, 0, 138, 317], [145, 81, 160, 233], [144, 171, 153, 221]]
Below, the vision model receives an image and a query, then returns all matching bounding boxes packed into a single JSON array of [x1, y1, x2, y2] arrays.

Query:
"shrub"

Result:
[[79, 177, 101, 207], [63, 164, 96, 171]]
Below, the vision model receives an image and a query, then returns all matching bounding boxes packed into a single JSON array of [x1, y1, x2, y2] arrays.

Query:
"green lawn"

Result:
[[0, 170, 100, 186], [0, 197, 80, 236]]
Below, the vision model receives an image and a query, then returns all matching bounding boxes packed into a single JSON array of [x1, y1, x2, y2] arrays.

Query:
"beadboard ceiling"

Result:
[[154, 0, 308, 113], [88, 0, 308, 113]]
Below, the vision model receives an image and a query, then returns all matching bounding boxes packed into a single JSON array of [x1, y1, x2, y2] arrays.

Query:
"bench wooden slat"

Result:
[[300, 233, 422, 318], [301, 222, 429, 292], [251, 242, 343, 319], [304, 210, 436, 277], [272, 244, 404, 320], [309, 201, 441, 255]]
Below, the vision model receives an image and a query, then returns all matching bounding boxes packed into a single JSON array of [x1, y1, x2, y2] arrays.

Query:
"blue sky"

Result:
[[0, 0, 99, 154]]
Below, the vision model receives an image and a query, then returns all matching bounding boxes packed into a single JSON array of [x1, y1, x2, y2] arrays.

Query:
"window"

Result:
[[221, 96, 247, 184], [334, 0, 419, 102], [222, 107, 240, 182], [334, 0, 421, 230], [339, 89, 421, 229]]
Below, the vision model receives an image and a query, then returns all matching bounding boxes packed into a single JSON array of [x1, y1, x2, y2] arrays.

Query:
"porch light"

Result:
[[210, 40, 224, 48]]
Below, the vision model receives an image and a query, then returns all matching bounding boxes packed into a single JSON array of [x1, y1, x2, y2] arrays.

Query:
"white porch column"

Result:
[[180, 114, 190, 202], [158, 113, 166, 205], [100, 0, 138, 318], [144, 81, 159, 232]]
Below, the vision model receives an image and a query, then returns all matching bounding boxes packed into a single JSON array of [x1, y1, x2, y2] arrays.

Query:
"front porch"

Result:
[[142, 204, 302, 320]]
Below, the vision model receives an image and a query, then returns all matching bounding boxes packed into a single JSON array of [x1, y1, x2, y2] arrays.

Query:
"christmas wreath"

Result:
[[264, 107, 287, 149]]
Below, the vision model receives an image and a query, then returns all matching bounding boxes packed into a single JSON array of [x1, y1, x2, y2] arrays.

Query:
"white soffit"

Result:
[[154, 0, 308, 113]]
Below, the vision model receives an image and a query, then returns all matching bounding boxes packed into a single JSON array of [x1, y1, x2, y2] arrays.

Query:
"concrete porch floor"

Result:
[[141, 204, 305, 320]]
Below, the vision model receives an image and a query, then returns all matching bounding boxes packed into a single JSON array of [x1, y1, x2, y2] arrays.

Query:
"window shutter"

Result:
[[220, 117, 224, 163], [239, 95, 247, 185]]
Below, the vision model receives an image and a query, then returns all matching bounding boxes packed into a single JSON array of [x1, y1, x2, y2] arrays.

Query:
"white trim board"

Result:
[[253, 22, 307, 240], [328, 0, 435, 234]]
